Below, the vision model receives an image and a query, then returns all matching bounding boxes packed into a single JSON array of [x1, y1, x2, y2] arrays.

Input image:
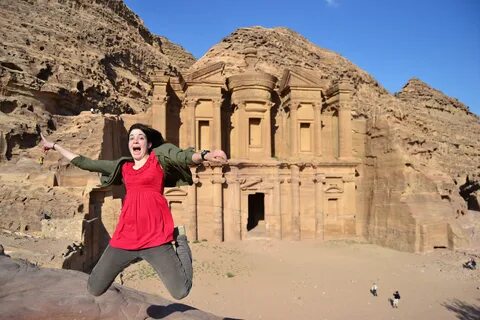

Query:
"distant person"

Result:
[[392, 291, 401, 308], [464, 257, 477, 270], [370, 282, 378, 296], [40, 123, 227, 299]]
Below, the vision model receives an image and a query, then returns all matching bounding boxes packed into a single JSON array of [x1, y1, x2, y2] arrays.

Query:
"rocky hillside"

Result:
[[0, 0, 195, 163], [395, 78, 480, 177], [0, 0, 194, 115], [193, 27, 384, 95]]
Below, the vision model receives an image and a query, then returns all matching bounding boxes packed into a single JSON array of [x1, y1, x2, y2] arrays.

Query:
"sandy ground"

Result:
[[118, 239, 480, 320], [2, 231, 479, 320]]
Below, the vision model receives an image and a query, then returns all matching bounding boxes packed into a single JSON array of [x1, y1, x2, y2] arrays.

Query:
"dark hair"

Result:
[[128, 123, 164, 151]]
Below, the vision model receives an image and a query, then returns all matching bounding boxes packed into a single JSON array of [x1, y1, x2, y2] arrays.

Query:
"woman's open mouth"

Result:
[[132, 146, 142, 155]]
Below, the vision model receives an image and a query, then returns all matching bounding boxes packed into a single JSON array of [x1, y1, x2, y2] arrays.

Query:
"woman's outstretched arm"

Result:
[[40, 132, 78, 161], [191, 150, 227, 165], [40, 132, 117, 176]]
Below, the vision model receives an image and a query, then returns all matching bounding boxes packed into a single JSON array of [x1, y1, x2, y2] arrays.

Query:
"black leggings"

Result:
[[87, 236, 193, 299]]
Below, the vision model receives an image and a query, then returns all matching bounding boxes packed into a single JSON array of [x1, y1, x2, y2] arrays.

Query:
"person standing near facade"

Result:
[[40, 123, 227, 299], [392, 291, 401, 308]]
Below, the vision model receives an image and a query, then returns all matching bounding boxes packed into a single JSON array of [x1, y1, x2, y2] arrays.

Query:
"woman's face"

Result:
[[128, 129, 152, 161]]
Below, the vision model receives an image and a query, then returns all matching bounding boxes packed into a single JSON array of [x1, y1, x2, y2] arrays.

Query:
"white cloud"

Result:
[[325, 0, 338, 7]]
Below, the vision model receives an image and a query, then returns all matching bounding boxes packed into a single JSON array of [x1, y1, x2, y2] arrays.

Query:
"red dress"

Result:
[[110, 152, 174, 250]]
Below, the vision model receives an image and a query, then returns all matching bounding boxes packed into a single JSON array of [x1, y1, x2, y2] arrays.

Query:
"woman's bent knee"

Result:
[[87, 278, 107, 297], [171, 282, 192, 300]]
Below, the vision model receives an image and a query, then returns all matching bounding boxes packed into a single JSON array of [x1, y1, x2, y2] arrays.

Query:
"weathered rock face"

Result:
[[0, 0, 195, 116], [395, 78, 480, 180], [0, 254, 222, 320], [0, 112, 128, 241]]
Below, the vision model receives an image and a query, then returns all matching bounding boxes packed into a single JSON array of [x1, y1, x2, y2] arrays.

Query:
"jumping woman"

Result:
[[40, 123, 227, 299]]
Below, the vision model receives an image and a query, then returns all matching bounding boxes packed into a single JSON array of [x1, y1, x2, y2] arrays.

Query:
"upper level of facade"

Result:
[[150, 49, 356, 163]]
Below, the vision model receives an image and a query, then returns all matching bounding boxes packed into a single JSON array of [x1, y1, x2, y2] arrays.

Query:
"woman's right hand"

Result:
[[204, 149, 228, 164], [40, 132, 55, 152]]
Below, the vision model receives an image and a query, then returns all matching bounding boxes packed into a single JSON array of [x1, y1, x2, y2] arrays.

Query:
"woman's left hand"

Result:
[[204, 150, 227, 164]]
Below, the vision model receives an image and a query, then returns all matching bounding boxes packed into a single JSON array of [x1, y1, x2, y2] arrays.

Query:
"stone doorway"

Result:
[[247, 193, 265, 233]]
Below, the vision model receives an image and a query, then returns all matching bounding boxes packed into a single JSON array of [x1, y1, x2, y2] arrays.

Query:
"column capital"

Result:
[[210, 177, 226, 184], [153, 94, 169, 103], [212, 98, 223, 107], [312, 173, 326, 183], [184, 97, 198, 108], [289, 100, 301, 111], [210, 168, 226, 184], [286, 177, 301, 185]]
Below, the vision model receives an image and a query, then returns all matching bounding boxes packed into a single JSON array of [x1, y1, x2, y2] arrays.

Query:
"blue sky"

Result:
[[124, 0, 480, 115]]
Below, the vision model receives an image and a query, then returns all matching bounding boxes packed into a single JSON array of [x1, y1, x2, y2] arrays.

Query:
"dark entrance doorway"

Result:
[[247, 193, 265, 231]]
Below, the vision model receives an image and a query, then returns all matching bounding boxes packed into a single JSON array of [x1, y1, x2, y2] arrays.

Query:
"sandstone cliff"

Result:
[[0, 0, 195, 163]]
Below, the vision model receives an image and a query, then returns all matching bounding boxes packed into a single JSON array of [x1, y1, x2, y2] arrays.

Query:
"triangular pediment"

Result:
[[279, 68, 326, 93], [185, 62, 225, 83]]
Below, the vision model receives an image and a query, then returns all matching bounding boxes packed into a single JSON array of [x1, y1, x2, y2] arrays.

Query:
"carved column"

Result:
[[271, 171, 283, 239], [264, 101, 273, 158], [290, 165, 301, 240], [185, 98, 197, 148], [313, 173, 325, 240], [213, 99, 222, 150], [290, 101, 299, 157], [151, 74, 169, 133], [237, 102, 247, 158], [339, 102, 352, 159], [224, 172, 244, 241], [231, 176, 244, 240], [343, 174, 357, 236], [314, 102, 322, 158], [211, 166, 225, 241], [152, 95, 169, 135]]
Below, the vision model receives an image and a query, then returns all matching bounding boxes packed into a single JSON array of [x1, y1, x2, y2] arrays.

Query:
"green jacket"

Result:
[[70, 143, 195, 188]]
